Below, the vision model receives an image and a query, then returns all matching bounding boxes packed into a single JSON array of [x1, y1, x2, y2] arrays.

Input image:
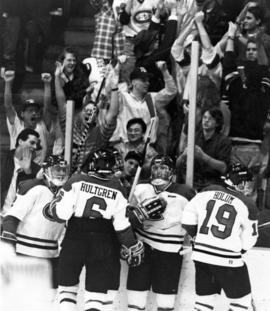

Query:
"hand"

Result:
[[118, 55, 127, 64], [3, 70, 15, 83], [194, 145, 204, 160], [41, 72, 52, 83], [120, 240, 144, 267], [156, 61, 167, 72], [16, 146, 33, 173], [55, 61, 63, 77], [228, 21, 238, 38], [194, 11, 204, 23]]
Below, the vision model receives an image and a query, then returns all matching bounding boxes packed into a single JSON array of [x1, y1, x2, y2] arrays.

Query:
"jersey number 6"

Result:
[[199, 200, 237, 239], [83, 196, 107, 219]]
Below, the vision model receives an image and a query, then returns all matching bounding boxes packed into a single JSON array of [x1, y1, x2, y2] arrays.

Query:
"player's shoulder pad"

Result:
[[167, 183, 196, 200], [17, 179, 46, 195], [109, 176, 129, 198], [63, 173, 90, 191], [235, 192, 259, 221], [201, 184, 225, 193]]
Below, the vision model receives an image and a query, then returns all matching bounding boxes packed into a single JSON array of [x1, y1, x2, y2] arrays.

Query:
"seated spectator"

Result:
[[114, 117, 157, 178], [2, 128, 41, 215], [111, 61, 177, 154], [222, 22, 270, 201], [176, 108, 232, 191], [235, 2, 270, 65], [55, 61, 121, 172], [117, 151, 142, 195], [52, 47, 90, 111], [3, 70, 50, 165]]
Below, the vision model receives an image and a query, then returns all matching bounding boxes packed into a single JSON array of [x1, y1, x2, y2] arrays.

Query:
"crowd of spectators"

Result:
[[2, 0, 270, 212]]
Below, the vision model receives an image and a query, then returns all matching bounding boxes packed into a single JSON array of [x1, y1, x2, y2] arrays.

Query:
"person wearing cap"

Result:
[[110, 61, 177, 154], [114, 117, 157, 178], [3, 70, 51, 165]]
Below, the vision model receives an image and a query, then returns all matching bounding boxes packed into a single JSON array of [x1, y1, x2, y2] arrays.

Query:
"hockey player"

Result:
[[182, 163, 259, 311], [49, 147, 144, 311], [1, 155, 69, 290], [126, 155, 196, 311]]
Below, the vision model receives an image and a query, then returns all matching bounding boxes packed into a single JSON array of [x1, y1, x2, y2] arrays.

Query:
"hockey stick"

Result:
[[128, 117, 156, 203], [258, 221, 270, 229]]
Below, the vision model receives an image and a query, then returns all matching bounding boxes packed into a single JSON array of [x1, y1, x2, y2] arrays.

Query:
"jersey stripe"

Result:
[[135, 229, 184, 244], [17, 233, 57, 244]]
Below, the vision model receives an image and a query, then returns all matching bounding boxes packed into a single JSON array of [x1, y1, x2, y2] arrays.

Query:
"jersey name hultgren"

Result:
[[80, 182, 117, 200]]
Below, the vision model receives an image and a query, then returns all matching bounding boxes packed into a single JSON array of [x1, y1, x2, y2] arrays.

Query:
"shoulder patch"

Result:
[[17, 179, 46, 195]]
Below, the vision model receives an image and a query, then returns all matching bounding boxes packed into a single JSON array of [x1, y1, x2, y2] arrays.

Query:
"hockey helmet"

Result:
[[150, 155, 175, 187], [87, 148, 116, 175], [43, 155, 69, 187]]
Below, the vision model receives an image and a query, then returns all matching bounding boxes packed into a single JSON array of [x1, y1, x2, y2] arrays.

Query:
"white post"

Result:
[[186, 41, 200, 187], [64, 100, 74, 166]]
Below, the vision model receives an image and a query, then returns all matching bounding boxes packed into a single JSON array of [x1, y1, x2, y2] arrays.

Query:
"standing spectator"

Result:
[[126, 155, 195, 311], [182, 163, 258, 311], [177, 108, 232, 191], [3, 70, 51, 165], [223, 22, 270, 201], [2, 128, 41, 215], [115, 0, 159, 81], [55, 61, 121, 172], [236, 3, 270, 65], [114, 117, 157, 178], [1, 155, 69, 296], [111, 61, 177, 154], [52, 47, 90, 111], [90, 0, 125, 62], [0, 0, 24, 71], [49, 148, 144, 311], [23, 0, 52, 73]]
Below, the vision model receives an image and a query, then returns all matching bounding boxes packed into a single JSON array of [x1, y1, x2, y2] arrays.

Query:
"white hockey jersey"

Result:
[[133, 182, 195, 253], [5, 180, 65, 258], [51, 173, 131, 232], [182, 185, 259, 267]]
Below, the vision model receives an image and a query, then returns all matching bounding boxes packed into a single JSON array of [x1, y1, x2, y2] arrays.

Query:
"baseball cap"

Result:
[[130, 67, 152, 81], [23, 99, 41, 111]]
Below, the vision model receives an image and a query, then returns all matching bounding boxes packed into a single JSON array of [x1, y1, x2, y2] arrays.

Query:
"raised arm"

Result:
[[54, 61, 67, 133], [41, 73, 53, 130], [153, 61, 177, 108], [194, 11, 211, 51], [104, 63, 121, 124], [3, 70, 17, 124], [171, 16, 195, 62]]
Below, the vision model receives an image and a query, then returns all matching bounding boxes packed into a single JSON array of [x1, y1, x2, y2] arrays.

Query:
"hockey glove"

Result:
[[133, 196, 167, 223], [120, 240, 144, 267]]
